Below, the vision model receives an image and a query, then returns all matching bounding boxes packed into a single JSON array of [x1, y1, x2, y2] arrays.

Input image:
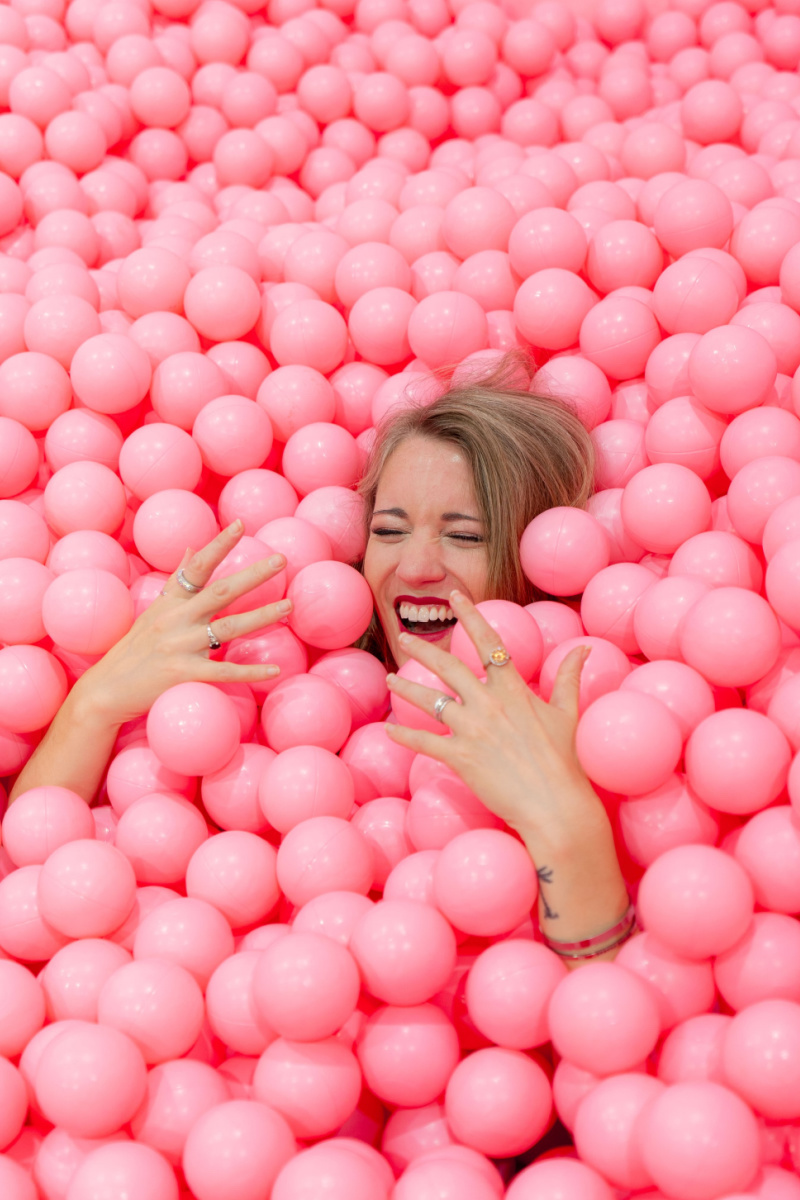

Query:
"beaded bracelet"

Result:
[[543, 903, 637, 961]]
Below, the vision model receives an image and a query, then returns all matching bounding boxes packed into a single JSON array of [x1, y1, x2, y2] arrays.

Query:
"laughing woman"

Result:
[[10, 356, 631, 966]]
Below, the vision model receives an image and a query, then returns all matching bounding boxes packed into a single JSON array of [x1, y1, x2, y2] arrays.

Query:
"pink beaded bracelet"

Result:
[[543, 903, 637, 961]]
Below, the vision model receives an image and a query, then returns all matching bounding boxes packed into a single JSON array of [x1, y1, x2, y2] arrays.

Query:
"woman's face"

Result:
[[364, 435, 491, 668]]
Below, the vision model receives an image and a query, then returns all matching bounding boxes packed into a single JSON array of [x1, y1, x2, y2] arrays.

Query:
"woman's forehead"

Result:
[[375, 437, 478, 509]]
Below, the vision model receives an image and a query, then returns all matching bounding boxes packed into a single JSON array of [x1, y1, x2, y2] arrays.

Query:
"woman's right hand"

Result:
[[72, 520, 292, 727]]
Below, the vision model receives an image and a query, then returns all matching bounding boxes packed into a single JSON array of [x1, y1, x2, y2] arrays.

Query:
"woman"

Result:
[[10, 356, 631, 965]]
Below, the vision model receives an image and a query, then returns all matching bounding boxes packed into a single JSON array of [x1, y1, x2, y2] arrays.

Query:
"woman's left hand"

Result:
[[384, 590, 604, 851]]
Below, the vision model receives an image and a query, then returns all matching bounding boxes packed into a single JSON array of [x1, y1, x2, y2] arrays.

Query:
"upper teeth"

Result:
[[398, 603, 454, 622]]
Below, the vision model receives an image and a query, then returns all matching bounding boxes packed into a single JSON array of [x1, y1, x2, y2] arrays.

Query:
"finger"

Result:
[[195, 659, 282, 686], [208, 598, 293, 645], [386, 672, 463, 731], [163, 522, 245, 598], [448, 591, 526, 691], [384, 721, 459, 765], [396, 630, 485, 703], [548, 644, 591, 722], [193, 552, 287, 619]]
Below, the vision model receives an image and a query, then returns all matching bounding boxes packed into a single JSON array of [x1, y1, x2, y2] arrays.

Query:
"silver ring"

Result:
[[176, 567, 203, 594], [207, 624, 222, 651], [433, 694, 454, 722], [484, 646, 512, 668]]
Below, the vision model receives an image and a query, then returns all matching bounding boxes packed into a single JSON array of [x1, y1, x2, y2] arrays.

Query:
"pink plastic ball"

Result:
[[193, 396, 273, 478], [258, 744, 354, 833], [0, 557, 53, 646], [41, 568, 133, 655], [34, 1022, 147, 1138], [573, 1072, 666, 1192], [253, 1037, 361, 1139], [182, 1100, 296, 1200], [276, 814, 373, 906], [272, 1143, 392, 1200], [183, 265, 261, 342], [106, 743, 194, 815], [133, 489, 219, 572], [44, 409, 124, 475], [638, 1081, 760, 1200], [114, 792, 207, 885], [150, 351, 227, 431], [0, 863, 69, 961], [356, 1002, 460, 1109], [617, 929, 716, 1031], [252, 931, 360, 1041], [339, 720, 415, 804], [505, 1158, 614, 1200], [97, 957, 204, 1064], [679, 587, 781, 687], [0, 418, 37, 500], [520, 506, 610, 597], [292, 891, 374, 948], [270, 299, 348, 375], [621, 464, 712, 555], [445, 1046, 552, 1158], [186, 830, 279, 929], [133, 896, 234, 989], [285, 561, 374, 650], [714, 911, 800, 1011], [688, 324, 778, 415], [309, 647, 388, 729], [256, 366, 335, 443], [433, 828, 537, 937], [654, 179, 734, 257], [686, 708, 791, 814], [44, 461, 126, 537], [548, 960, 661, 1074], [350, 898, 456, 1004], [513, 267, 596, 351], [577, 691, 683, 795], [619, 661, 714, 743], [2, 785, 94, 866], [205, 949, 272, 1056], [147, 682, 240, 776], [282, 422, 359, 497], [118, 423, 202, 501], [652, 256, 739, 336], [0, 645, 67, 733], [466, 938, 567, 1050], [130, 1058, 230, 1166], [619, 773, 719, 868], [201, 742, 273, 834], [733, 805, 800, 915], [261, 673, 352, 753], [0, 959, 46, 1057], [37, 838, 136, 938], [539, 636, 631, 712], [70, 333, 152, 415], [580, 295, 661, 382], [638, 844, 754, 959], [579, 562, 655, 655], [407, 290, 488, 367], [39, 938, 131, 1023]]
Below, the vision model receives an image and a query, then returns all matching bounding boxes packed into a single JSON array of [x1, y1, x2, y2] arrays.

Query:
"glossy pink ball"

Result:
[[0, 556, 52, 645], [70, 333, 152, 415], [132, 489, 219, 573], [42, 568, 134, 655], [574, 1073, 665, 1192], [548, 961, 661, 1075], [132, 896, 234, 990], [638, 844, 754, 960], [118, 423, 202, 502], [147, 682, 239, 776], [433, 828, 538, 937], [350, 898, 457, 1005], [183, 266, 261, 342], [654, 179, 734, 257], [621, 464, 712, 555], [617, 929, 716, 1032], [270, 299, 348, 375], [638, 1081, 760, 1200], [37, 837, 136, 939], [679, 587, 781, 688], [466, 938, 567, 1050], [106, 743, 194, 815], [356, 1002, 460, 1109], [114, 792, 208, 885], [183, 1100, 296, 1200], [39, 938, 131, 1023], [35, 1022, 147, 1138], [577, 690, 682, 795], [276, 815, 373, 907], [192, 396, 273, 478], [252, 931, 360, 1041], [2, 784, 94, 867], [96, 957, 203, 1064], [258, 744, 354, 833], [445, 1047, 552, 1158], [688, 324, 778, 415], [686, 708, 791, 814], [620, 660, 715, 744], [539, 636, 631, 713], [733, 805, 800, 915], [520, 506, 610, 597], [261, 674, 352, 753], [208, 535, 286, 617], [407, 290, 488, 368], [292, 891, 374, 948], [714, 912, 800, 1011], [130, 1059, 230, 1166], [44, 461, 127, 538], [285, 560, 373, 651], [0, 959, 46, 1057], [513, 268, 596, 351], [186, 830, 279, 929], [580, 295, 661, 382], [253, 1037, 361, 1139], [505, 1158, 615, 1200], [0, 645, 68, 734]]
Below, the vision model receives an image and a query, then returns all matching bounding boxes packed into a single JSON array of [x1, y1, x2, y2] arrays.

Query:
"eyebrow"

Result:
[[373, 507, 482, 522]]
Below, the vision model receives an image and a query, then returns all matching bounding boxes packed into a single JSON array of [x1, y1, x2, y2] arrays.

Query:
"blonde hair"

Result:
[[356, 351, 596, 661]]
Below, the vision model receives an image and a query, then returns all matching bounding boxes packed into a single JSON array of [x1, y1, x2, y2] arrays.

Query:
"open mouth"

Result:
[[394, 597, 458, 640]]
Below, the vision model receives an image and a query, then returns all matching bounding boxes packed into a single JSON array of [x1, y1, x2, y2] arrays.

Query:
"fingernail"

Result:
[[385, 672, 396, 683], [277, 599, 292, 613], [398, 632, 412, 643], [229, 519, 243, 533], [266, 665, 280, 676], [268, 555, 285, 569], [450, 590, 465, 603]]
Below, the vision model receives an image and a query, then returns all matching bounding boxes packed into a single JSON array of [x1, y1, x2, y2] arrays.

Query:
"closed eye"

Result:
[[370, 527, 484, 543]]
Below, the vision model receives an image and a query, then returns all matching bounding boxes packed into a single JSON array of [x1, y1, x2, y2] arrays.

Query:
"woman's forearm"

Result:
[[9, 682, 122, 805], [517, 804, 630, 968]]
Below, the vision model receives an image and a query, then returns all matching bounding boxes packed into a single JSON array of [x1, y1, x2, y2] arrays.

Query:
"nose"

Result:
[[395, 529, 447, 588]]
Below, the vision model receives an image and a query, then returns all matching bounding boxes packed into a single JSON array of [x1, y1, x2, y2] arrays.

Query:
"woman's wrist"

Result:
[[68, 670, 127, 733]]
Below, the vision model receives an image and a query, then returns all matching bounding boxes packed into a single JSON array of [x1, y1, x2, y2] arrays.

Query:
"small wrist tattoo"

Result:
[[536, 865, 559, 921]]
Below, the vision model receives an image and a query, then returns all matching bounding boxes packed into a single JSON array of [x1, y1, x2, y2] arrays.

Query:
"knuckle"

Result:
[[212, 661, 235, 682], [213, 617, 234, 641], [211, 579, 231, 602]]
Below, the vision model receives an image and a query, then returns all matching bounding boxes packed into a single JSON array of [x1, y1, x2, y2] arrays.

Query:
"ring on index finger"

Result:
[[176, 567, 203, 594], [484, 646, 512, 669]]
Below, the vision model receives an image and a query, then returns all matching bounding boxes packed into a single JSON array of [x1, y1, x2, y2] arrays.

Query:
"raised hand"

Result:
[[73, 521, 292, 726]]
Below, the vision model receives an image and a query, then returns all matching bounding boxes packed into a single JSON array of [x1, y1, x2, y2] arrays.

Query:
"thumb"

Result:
[[549, 645, 591, 723]]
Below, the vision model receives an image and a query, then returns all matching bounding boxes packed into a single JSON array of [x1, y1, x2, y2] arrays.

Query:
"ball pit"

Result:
[[4, 0, 800, 1195]]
